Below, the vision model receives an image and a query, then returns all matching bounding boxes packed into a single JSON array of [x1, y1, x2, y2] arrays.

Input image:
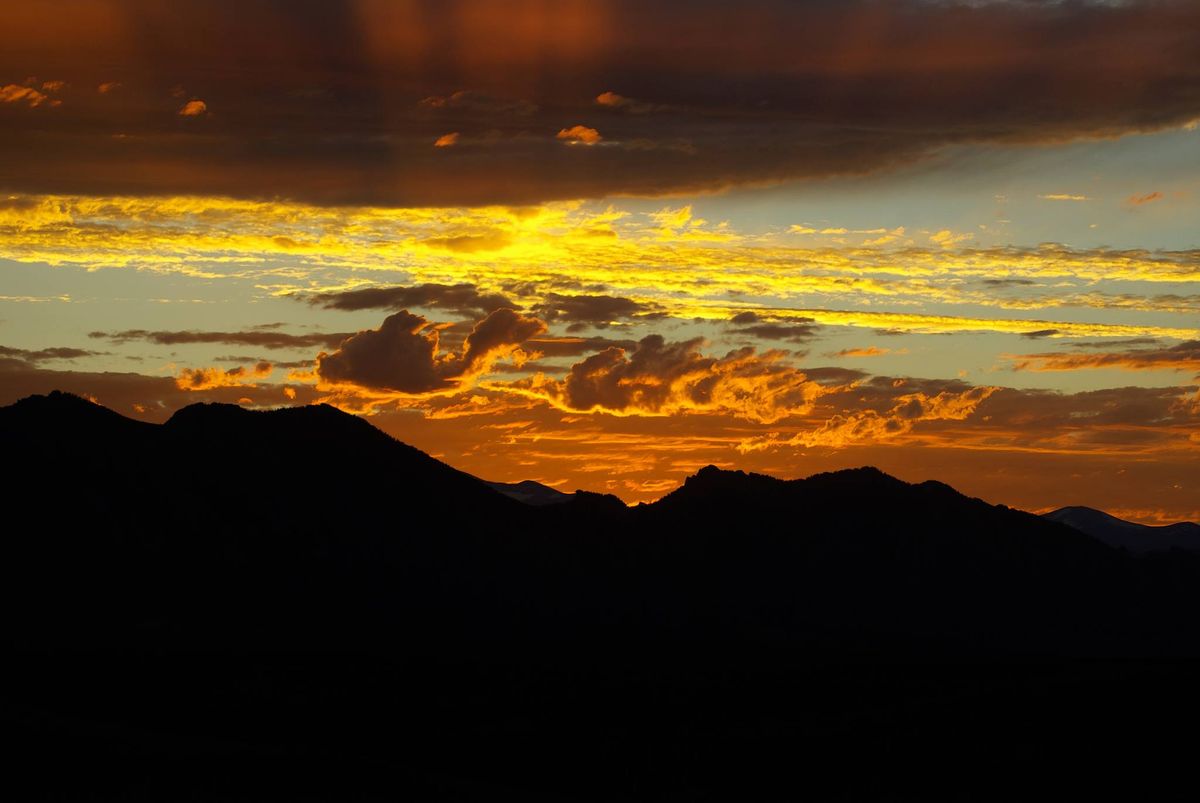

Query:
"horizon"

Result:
[[12, 388, 1197, 527], [2, 1, 1197, 525]]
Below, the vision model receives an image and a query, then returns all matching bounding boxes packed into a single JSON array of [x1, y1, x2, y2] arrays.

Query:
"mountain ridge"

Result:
[[6, 390, 1200, 800]]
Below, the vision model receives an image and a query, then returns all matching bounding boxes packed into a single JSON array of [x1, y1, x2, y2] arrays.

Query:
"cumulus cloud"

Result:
[[316, 308, 546, 393], [504, 334, 832, 423], [557, 125, 602, 145]]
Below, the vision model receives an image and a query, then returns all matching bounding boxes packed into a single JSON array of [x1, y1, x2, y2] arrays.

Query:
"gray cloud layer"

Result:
[[3, 1, 1199, 205]]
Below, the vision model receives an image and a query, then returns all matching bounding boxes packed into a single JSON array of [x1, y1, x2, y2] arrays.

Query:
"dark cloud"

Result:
[[982, 278, 1037, 288], [316, 311, 452, 393], [733, 323, 821, 342], [535, 293, 660, 326], [309, 283, 515, 316], [526, 336, 639, 358], [0, 345, 102, 364], [1067, 338, 1162, 350], [418, 89, 538, 117], [727, 311, 820, 342], [1012, 340, 1200, 372], [3, 1, 1199, 205], [559, 336, 715, 413], [89, 328, 350, 350], [974, 385, 1200, 433], [213, 355, 313, 369], [316, 308, 546, 393], [1020, 329, 1060, 339], [803, 366, 870, 385], [461, 308, 547, 370]]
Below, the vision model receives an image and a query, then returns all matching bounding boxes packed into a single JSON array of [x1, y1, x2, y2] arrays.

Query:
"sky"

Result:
[[1, 0, 1198, 523]]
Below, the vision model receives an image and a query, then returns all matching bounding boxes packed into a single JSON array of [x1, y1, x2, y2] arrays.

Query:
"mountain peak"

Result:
[[0, 390, 153, 438], [5, 389, 108, 416]]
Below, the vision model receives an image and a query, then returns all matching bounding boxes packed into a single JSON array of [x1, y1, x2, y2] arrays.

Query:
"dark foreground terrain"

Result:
[[4, 392, 1200, 800]]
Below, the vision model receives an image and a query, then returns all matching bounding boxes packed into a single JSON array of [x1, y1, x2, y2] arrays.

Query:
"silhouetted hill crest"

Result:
[[1044, 506, 1200, 553]]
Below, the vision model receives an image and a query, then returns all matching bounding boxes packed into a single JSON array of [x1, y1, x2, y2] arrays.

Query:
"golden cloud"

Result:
[[178, 99, 208, 117], [497, 335, 834, 424], [0, 84, 53, 108], [557, 125, 602, 145], [177, 361, 272, 391]]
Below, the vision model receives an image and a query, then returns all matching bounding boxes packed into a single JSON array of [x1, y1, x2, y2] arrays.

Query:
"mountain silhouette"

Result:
[[5, 392, 1200, 801], [1044, 505, 1200, 553]]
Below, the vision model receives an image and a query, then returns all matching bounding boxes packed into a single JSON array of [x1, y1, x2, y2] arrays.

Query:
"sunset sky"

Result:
[[1, 0, 1197, 522]]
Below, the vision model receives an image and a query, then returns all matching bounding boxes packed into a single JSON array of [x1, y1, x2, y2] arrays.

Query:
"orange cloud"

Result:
[[739, 386, 999, 451], [594, 91, 664, 114], [1127, 191, 1164, 206], [557, 125, 602, 145], [595, 91, 627, 108], [0, 84, 51, 107], [176, 361, 272, 391], [97, 81, 121, 94], [434, 132, 459, 148], [178, 99, 208, 117], [500, 335, 834, 424]]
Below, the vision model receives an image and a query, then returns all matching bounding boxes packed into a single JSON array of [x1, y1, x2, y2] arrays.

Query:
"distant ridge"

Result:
[[1044, 506, 1200, 553], [486, 479, 574, 506]]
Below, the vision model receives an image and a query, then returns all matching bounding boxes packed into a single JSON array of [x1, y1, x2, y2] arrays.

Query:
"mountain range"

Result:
[[4, 391, 1200, 801]]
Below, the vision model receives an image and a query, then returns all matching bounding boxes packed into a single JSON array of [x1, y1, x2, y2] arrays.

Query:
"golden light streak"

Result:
[[2, 194, 1197, 341]]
